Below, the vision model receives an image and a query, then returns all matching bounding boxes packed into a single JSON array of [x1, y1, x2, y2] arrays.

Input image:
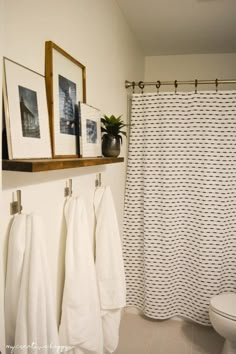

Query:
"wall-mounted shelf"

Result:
[[2, 157, 124, 172]]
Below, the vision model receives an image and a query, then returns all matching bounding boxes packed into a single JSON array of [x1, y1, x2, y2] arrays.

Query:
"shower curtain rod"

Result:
[[125, 79, 236, 90]]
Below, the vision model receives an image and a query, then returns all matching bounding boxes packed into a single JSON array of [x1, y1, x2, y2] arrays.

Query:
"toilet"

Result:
[[209, 293, 236, 354]]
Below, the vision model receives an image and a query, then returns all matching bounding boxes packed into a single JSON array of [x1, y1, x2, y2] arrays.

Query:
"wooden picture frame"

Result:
[[45, 41, 86, 158], [3, 58, 52, 160]]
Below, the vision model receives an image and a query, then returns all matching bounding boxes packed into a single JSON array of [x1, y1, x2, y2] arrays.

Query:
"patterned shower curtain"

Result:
[[123, 91, 236, 325]]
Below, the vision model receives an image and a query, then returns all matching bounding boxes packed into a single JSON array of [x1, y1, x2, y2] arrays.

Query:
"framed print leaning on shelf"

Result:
[[79, 103, 102, 157], [3, 58, 52, 159], [45, 41, 86, 158]]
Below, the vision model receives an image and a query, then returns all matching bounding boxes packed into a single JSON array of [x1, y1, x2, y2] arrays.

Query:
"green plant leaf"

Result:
[[101, 114, 130, 138]]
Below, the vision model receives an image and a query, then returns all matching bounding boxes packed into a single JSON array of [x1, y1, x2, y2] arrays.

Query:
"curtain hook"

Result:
[[215, 78, 218, 93], [174, 80, 178, 94], [132, 81, 136, 94], [138, 81, 145, 94], [195, 79, 198, 94], [156, 80, 161, 94]]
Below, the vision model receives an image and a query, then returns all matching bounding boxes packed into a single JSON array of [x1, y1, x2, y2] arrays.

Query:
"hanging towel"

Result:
[[13, 214, 59, 354], [59, 197, 103, 354], [94, 186, 126, 353], [5, 214, 27, 352]]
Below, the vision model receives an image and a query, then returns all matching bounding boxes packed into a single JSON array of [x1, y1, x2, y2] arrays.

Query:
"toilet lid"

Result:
[[210, 293, 236, 321]]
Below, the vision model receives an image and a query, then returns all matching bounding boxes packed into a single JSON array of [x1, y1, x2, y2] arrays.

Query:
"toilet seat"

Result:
[[210, 293, 236, 322]]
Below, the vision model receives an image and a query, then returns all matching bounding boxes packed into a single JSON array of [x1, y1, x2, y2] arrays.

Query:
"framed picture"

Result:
[[45, 41, 86, 158], [3, 58, 52, 160], [79, 103, 102, 157]]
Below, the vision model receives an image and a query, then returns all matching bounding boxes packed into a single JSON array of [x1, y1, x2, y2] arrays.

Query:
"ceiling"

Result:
[[116, 0, 236, 56]]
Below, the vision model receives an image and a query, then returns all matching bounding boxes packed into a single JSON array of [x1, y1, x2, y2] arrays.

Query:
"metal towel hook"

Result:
[[95, 173, 102, 187], [10, 190, 23, 215], [138, 81, 145, 94], [174, 80, 178, 94], [64, 179, 73, 197]]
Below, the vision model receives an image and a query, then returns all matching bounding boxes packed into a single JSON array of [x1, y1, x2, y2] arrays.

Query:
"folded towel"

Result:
[[59, 197, 103, 353], [5, 214, 27, 351], [12, 214, 59, 354], [94, 186, 126, 353]]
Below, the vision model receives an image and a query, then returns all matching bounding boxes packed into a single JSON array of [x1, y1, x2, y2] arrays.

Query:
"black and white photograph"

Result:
[[86, 119, 97, 144], [3, 58, 52, 159], [58, 75, 77, 136], [18, 85, 40, 139], [79, 103, 101, 157]]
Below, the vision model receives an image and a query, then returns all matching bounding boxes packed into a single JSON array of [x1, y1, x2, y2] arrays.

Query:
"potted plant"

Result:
[[101, 115, 129, 157]]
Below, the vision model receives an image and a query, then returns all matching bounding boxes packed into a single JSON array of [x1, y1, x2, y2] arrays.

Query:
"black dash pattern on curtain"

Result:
[[123, 91, 236, 325]]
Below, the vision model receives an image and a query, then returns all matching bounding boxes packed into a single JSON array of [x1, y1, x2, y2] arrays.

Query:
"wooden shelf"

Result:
[[2, 157, 124, 172]]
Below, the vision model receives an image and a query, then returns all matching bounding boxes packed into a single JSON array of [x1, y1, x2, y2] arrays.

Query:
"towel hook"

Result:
[[10, 190, 23, 215], [64, 179, 73, 197], [95, 173, 102, 187]]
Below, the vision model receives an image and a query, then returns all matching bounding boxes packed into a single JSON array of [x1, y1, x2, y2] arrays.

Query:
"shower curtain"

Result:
[[123, 91, 236, 325]]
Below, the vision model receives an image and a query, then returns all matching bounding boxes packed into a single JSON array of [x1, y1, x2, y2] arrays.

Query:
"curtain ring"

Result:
[[156, 80, 161, 94], [138, 81, 145, 94], [132, 81, 136, 94], [174, 80, 178, 94], [215, 78, 218, 93], [195, 79, 198, 94]]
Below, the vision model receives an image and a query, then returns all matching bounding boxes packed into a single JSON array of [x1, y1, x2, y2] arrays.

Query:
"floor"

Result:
[[114, 311, 224, 354]]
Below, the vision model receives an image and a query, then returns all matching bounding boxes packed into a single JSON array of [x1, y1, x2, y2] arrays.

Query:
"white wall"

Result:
[[145, 53, 236, 91], [1, 0, 144, 347], [0, 0, 5, 351]]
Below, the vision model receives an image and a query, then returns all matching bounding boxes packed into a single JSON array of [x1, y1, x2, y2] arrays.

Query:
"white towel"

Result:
[[5, 214, 27, 352], [59, 197, 103, 354], [12, 214, 59, 354], [94, 186, 126, 353]]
